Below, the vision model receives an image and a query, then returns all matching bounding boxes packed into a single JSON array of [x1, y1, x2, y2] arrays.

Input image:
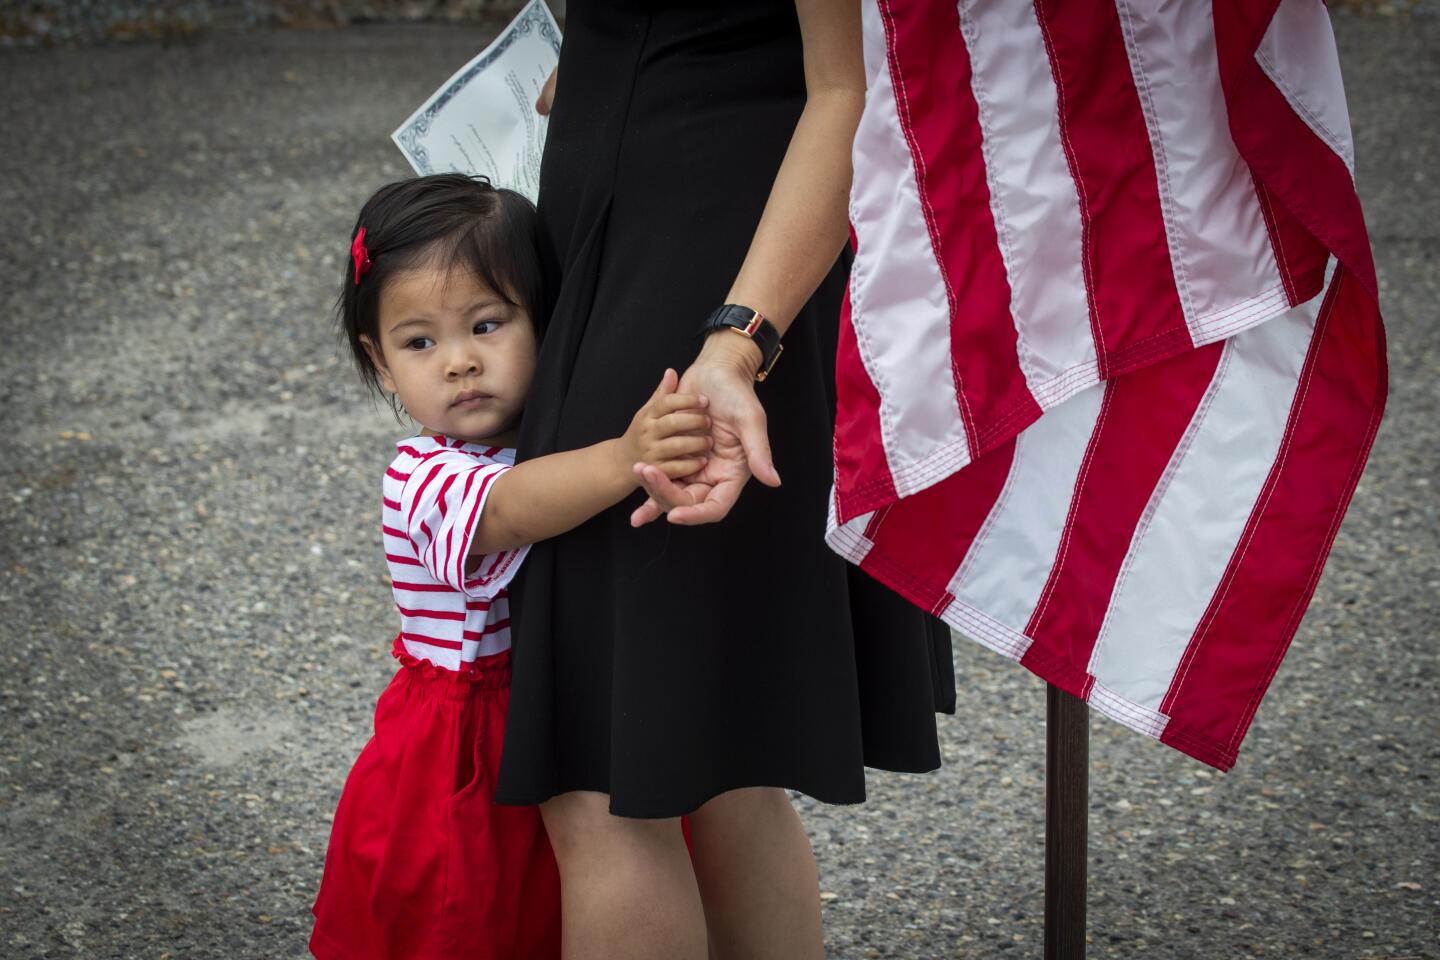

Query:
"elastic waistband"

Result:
[[390, 635, 511, 693]]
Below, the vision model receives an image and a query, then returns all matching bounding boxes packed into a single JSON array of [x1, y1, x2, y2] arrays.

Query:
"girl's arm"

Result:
[[469, 371, 710, 555]]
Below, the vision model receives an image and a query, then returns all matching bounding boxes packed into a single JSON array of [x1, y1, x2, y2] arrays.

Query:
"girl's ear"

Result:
[[360, 335, 397, 394]]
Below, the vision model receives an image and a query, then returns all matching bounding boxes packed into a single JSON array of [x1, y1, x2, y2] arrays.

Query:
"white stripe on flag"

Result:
[[957, 0, 1097, 408], [945, 384, 1106, 648], [1113, 0, 1288, 346], [1086, 266, 1329, 711], [849, 0, 973, 493], [1256, 0, 1355, 178]]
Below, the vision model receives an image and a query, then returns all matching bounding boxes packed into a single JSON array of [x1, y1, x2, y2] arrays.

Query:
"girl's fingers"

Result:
[[646, 368, 679, 404], [657, 457, 706, 479], [653, 411, 711, 435], [652, 435, 711, 459], [653, 392, 707, 414]]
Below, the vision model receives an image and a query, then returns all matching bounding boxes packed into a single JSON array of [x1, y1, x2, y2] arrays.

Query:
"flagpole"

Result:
[[1045, 683, 1088, 960]]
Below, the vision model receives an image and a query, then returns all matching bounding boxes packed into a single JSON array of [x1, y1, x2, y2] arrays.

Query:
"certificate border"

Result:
[[393, 0, 561, 176]]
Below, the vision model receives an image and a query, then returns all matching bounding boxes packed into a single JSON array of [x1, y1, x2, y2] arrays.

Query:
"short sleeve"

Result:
[[398, 451, 529, 599]]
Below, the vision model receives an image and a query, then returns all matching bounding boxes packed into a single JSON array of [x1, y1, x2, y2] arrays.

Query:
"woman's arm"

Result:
[[631, 0, 865, 526], [722, 0, 865, 342]]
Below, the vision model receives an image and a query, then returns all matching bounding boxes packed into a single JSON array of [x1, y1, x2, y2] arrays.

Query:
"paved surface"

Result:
[[0, 0, 520, 48], [1, 12, 1435, 960]]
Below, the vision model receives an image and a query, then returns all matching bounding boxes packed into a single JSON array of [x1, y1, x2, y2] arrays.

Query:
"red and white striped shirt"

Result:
[[382, 435, 528, 671]]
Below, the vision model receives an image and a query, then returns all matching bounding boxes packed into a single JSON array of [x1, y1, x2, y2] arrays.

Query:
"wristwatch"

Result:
[[700, 304, 784, 382]]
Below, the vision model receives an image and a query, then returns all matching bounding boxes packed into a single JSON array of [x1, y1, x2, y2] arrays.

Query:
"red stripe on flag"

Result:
[[1033, 0, 1191, 375], [833, 278, 898, 522], [1213, 0, 1375, 298], [1159, 270, 1386, 769], [1022, 341, 1226, 689], [879, 0, 1040, 456], [861, 439, 1016, 614], [1251, 174, 1326, 308]]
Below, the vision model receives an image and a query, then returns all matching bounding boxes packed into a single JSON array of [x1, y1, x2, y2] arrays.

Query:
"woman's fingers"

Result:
[[666, 477, 742, 526], [633, 464, 701, 512], [629, 495, 664, 527], [535, 66, 558, 115], [737, 406, 780, 488]]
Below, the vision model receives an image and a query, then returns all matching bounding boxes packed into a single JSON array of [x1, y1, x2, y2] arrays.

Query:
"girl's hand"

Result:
[[536, 67, 558, 116], [615, 368, 712, 487], [629, 335, 780, 527]]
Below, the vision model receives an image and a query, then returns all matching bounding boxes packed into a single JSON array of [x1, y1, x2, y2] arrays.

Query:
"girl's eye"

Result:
[[405, 337, 434, 350], [474, 320, 501, 335]]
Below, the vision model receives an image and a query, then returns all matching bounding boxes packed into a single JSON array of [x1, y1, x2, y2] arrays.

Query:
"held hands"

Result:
[[629, 333, 780, 527], [615, 368, 713, 488]]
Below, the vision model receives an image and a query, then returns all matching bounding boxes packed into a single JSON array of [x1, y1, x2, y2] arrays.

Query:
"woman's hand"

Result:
[[629, 334, 781, 526], [536, 67, 558, 116]]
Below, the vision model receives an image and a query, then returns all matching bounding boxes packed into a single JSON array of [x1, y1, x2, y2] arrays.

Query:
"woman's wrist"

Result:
[[699, 329, 764, 380]]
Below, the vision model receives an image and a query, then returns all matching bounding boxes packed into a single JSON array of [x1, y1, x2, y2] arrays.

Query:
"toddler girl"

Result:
[[309, 174, 711, 960]]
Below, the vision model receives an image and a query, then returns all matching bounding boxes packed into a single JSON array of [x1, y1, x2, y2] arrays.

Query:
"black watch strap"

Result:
[[701, 304, 784, 381]]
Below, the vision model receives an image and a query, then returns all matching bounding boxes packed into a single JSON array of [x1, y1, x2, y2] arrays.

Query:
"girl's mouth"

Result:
[[451, 390, 493, 408]]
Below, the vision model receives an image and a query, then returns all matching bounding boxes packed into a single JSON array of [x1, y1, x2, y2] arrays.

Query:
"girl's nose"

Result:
[[446, 348, 480, 379]]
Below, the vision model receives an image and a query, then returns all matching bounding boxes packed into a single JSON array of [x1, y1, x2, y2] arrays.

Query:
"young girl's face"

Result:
[[363, 260, 538, 446]]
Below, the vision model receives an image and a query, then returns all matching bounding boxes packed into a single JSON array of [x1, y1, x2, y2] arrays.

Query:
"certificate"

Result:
[[391, 0, 562, 202]]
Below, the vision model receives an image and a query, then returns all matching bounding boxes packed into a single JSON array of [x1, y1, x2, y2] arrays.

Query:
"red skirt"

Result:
[[311, 640, 560, 960]]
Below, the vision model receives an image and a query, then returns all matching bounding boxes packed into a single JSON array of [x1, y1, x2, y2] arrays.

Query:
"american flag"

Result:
[[827, 0, 1387, 770]]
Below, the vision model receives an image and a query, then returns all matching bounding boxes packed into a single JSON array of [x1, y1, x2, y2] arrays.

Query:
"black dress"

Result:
[[496, 0, 955, 819]]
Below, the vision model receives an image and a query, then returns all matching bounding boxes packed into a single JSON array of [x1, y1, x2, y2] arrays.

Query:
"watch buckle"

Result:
[[755, 343, 783, 382]]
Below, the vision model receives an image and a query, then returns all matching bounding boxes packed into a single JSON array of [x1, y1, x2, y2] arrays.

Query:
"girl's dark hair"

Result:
[[338, 173, 547, 400]]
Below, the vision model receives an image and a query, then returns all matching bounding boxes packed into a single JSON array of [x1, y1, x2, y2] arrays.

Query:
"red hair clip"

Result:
[[351, 227, 373, 285]]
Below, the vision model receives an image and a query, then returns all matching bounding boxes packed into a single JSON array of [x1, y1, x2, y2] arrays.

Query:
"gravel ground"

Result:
[[0, 1, 521, 48], [1, 12, 1436, 960]]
